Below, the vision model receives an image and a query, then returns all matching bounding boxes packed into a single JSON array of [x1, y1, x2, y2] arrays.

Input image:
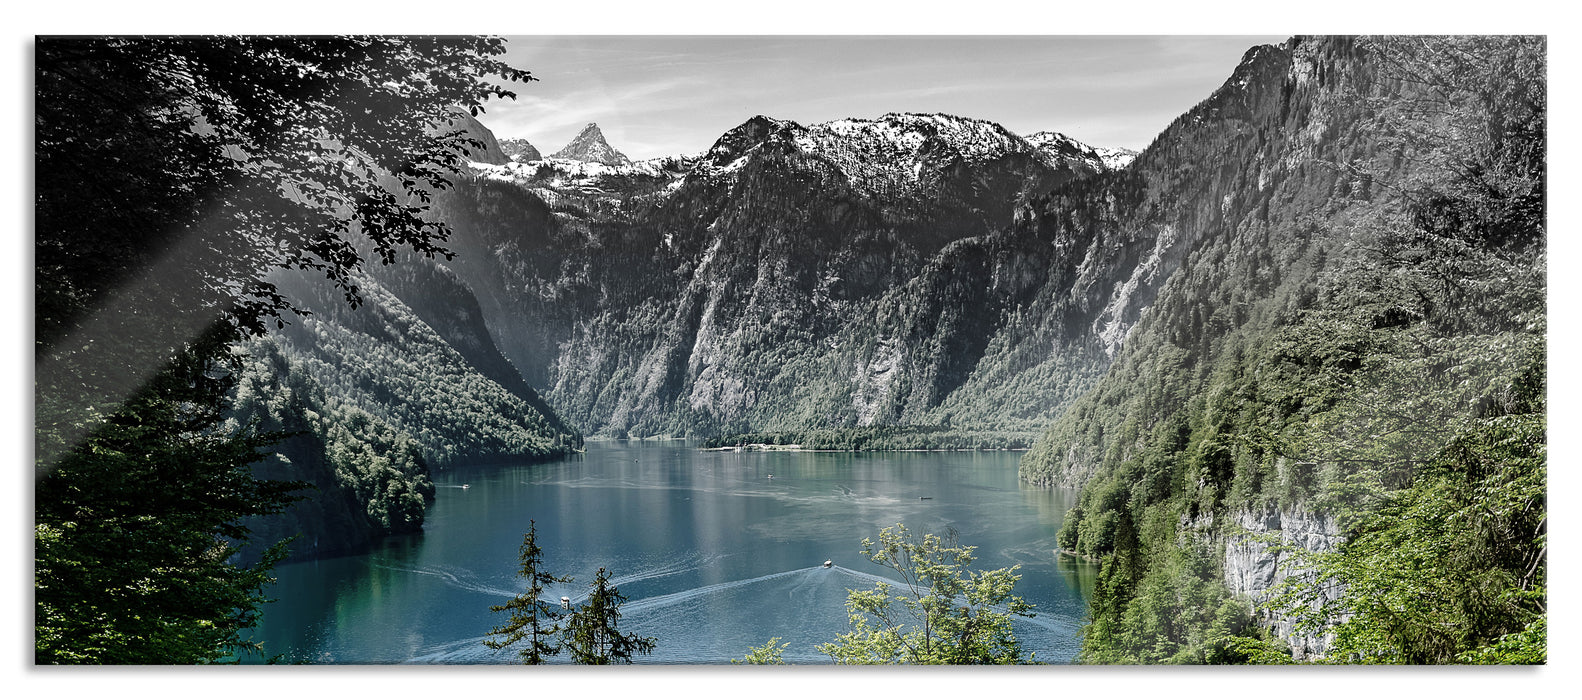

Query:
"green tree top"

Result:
[[817, 524, 1035, 664]]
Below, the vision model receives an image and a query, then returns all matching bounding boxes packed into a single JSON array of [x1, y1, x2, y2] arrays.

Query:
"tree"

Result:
[[816, 524, 1035, 664], [34, 36, 530, 664], [484, 521, 571, 664], [732, 637, 790, 665], [34, 328, 304, 663], [562, 567, 656, 664]]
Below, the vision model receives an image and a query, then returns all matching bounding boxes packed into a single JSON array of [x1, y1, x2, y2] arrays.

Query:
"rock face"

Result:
[[548, 122, 631, 165], [438, 109, 511, 165], [1222, 507, 1344, 659]]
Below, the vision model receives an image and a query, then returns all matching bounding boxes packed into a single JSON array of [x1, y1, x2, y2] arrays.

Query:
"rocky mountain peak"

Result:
[[549, 122, 631, 166]]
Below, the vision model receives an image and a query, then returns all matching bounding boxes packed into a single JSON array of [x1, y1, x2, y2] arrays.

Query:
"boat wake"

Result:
[[369, 562, 519, 599], [402, 562, 1078, 663]]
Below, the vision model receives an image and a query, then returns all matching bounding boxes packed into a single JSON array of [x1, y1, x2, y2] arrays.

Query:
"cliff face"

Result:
[[1221, 507, 1342, 659]]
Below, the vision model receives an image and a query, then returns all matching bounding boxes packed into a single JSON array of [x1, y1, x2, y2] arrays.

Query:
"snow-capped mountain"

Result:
[[689, 113, 1116, 201], [549, 123, 631, 166], [499, 137, 542, 162], [1094, 147, 1139, 170], [1023, 130, 1136, 171]]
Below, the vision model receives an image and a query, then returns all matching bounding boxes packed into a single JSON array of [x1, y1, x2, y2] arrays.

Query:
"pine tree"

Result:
[[562, 567, 656, 664], [484, 521, 570, 664]]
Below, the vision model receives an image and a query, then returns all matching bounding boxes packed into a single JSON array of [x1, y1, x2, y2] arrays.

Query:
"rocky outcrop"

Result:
[[1222, 507, 1344, 659]]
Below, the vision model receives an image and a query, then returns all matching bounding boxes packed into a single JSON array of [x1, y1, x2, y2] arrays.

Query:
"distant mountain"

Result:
[[499, 137, 542, 162], [1093, 146, 1138, 170], [548, 122, 631, 166]]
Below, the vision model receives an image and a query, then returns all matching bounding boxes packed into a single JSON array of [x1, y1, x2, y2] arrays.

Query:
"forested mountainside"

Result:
[[428, 112, 1149, 440], [209, 111, 579, 562], [228, 263, 583, 560], [1019, 37, 1545, 663]]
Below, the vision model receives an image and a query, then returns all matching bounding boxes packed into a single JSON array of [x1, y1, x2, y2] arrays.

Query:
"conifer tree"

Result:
[[562, 567, 656, 664], [484, 521, 570, 664]]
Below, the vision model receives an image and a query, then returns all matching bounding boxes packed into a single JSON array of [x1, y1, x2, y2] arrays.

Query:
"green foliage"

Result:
[[228, 338, 434, 560], [34, 333, 303, 663], [485, 522, 572, 664], [817, 524, 1035, 665], [699, 425, 1037, 451], [562, 567, 657, 664], [732, 637, 790, 665], [1264, 413, 1546, 664]]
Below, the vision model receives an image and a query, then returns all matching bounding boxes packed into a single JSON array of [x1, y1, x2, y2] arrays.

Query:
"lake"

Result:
[[244, 440, 1096, 664]]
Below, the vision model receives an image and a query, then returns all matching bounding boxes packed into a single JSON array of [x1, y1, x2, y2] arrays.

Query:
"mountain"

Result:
[[548, 122, 631, 165], [499, 137, 542, 162], [427, 110, 1133, 440], [228, 257, 582, 561]]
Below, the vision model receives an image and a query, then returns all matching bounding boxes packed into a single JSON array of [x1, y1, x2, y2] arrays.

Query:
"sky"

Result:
[[480, 35, 1290, 161]]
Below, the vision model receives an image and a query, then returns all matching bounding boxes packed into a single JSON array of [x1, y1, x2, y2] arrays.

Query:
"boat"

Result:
[[823, 560, 833, 568], [462, 484, 470, 489]]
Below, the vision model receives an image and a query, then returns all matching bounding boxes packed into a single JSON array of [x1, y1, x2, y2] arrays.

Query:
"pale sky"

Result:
[[480, 35, 1290, 161]]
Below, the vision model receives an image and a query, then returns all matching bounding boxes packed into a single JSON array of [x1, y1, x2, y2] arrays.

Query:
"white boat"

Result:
[[823, 560, 833, 568]]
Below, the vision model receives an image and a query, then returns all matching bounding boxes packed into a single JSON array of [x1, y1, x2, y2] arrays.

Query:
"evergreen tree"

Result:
[[562, 567, 656, 664], [484, 521, 570, 664]]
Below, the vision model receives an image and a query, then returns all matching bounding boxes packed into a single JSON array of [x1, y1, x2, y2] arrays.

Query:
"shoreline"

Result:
[[701, 443, 1031, 453]]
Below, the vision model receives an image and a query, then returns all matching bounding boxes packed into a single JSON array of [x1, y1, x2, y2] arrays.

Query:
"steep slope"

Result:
[[1019, 36, 1545, 663], [228, 264, 583, 560], [269, 267, 582, 468]]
